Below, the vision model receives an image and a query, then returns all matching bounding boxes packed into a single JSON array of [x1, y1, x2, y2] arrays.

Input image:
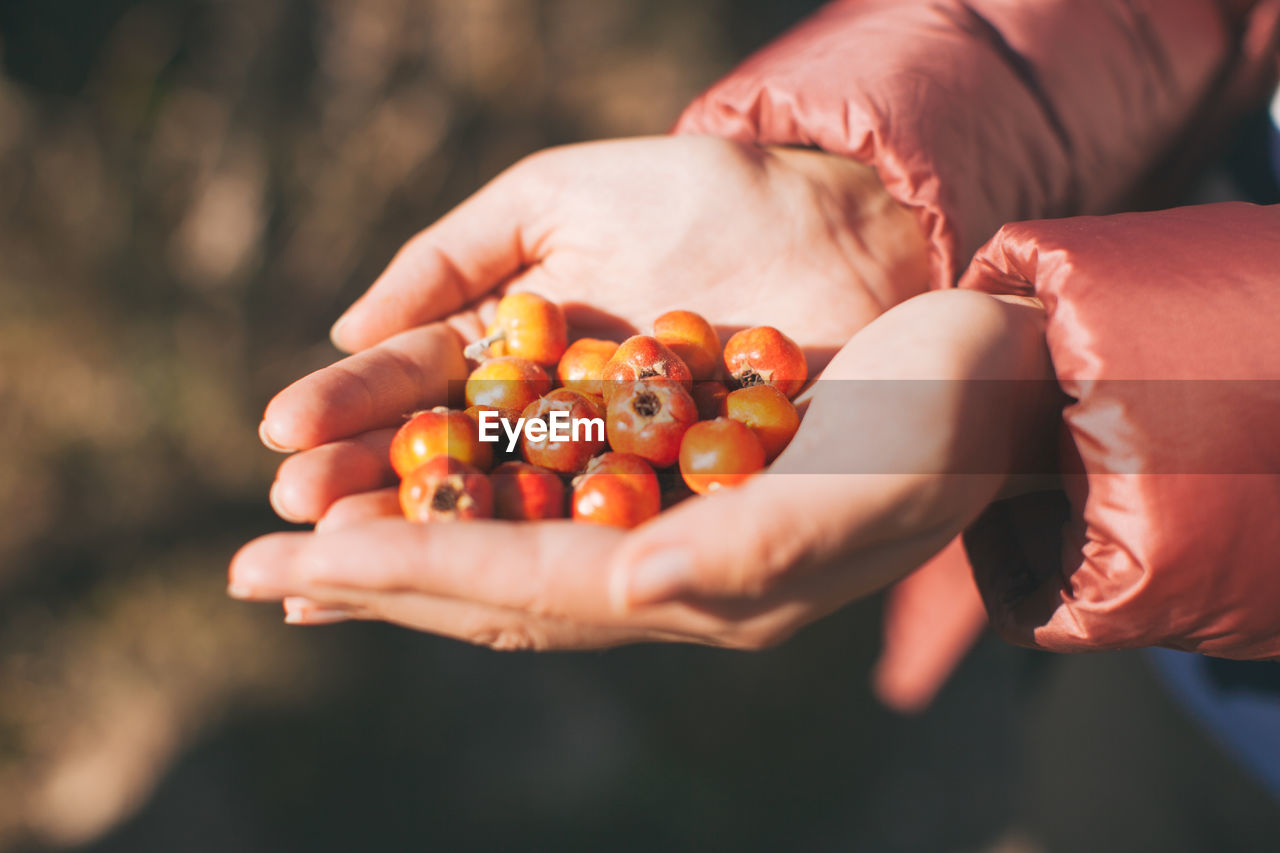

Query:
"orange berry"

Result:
[[654, 310, 721, 381], [723, 384, 800, 461], [556, 338, 619, 397], [390, 407, 493, 476], [464, 356, 551, 412], [571, 452, 661, 528], [678, 418, 766, 495]]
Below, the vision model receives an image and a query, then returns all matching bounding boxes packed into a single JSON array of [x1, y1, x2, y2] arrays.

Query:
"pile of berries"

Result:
[[393, 292, 807, 528]]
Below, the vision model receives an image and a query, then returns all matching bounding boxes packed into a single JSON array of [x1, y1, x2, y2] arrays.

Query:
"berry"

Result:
[[678, 417, 766, 495], [464, 356, 551, 412], [571, 452, 661, 528], [601, 335, 693, 401], [466, 292, 567, 365], [556, 338, 619, 399], [520, 388, 607, 473], [654, 310, 721, 381], [723, 326, 807, 399], [491, 461, 566, 520], [690, 379, 730, 421], [464, 405, 524, 463], [400, 457, 493, 522], [390, 407, 493, 476], [723, 383, 800, 461], [605, 379, 698, 469]]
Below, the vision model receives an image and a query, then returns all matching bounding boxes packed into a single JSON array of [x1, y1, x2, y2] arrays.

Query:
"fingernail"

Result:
[[619, 548, 694, 610], [229, 563, 289, 599], [329, 314, 352, 350], [284, 608, 353, 625], [269, 480, 310, 525], [259, 420, 293, 453]]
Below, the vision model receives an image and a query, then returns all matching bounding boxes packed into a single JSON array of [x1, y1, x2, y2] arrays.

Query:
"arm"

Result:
[[675, 0, 1280, 287], [960, 202, 1280, 658]]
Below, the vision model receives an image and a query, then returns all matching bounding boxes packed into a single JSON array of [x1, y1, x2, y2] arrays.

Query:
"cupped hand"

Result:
[[231, 291, 1057, 651], [258, 135, 930, 523]]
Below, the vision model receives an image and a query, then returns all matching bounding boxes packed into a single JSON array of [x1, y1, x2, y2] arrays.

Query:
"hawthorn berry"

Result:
[[464, 356, 551, 413], [390, 407, 493, 476], [520, 388, 607, 474], [654, 309, 720, 381], [605, 379, 698, 469], [556, 338, 619, 399], [465, 292, 567, 365], [678, 417, 766, 495], [571, 452, 662, 528], [491, 461, 566, 520], [722, 326, 807, 399], [601, 335, 693, 401], [400, 457, 493, 522], [723, 383, 800, 461]]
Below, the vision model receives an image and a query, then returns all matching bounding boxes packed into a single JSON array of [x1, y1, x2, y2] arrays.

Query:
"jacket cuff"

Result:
[[959, 203, 1280, 659]]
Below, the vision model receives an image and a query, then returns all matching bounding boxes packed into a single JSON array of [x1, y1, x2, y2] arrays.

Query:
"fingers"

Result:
[[316, 488, 402, 533], [228, 518, 625, 618], [871, 537, 988, 714], [270, 430, 397, 523], [259, 322, 468, 451], [606, 474, 837, 612], [329, 163, 537, 353]]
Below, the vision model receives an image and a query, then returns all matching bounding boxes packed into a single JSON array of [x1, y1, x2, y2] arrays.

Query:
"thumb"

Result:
[[330, 161, 538, 353], [607, 474, 833, 613]]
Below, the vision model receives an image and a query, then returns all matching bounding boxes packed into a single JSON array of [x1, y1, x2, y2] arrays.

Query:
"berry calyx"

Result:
[[400, 457, 494, 522]]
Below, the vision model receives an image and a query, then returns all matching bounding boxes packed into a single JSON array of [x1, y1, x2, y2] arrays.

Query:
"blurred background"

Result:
[[1, 2, 1278, 851]]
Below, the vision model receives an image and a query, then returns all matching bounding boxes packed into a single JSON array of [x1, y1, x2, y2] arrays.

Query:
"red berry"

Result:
[[491, 461, 566, 520], [678, 418, 766, 495], [390, 407, 493, 476], [399, 457, 493, 522], [723, 326, 807, 399], [690, 379, 731, 421], [464, 405, 524, 463], [520, 388, 607, 474], [571, 452, 661, 528], [605, 379, 699, 469], [601, 335, 693, 402]]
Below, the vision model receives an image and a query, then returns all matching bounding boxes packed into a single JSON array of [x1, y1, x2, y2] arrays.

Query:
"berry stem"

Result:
[[464, 331, 506, 362]]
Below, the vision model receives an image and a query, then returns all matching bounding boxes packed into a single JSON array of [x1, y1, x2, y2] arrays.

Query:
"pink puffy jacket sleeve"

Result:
[[674, 0, 1280, 288], [961, 202, 1280, 658]]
